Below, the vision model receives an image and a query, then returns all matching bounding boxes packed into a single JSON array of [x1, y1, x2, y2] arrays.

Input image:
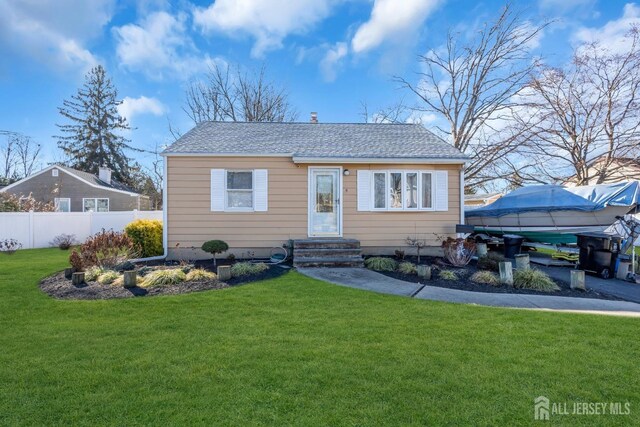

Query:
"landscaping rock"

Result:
[[71, 272, 85, 286], [416, 265, 431, 280], [515, 254, 530, 270], [476, 243, 487, 258], [570, 270, 586, 290], [123, 271, 137, 288], [218, 265, 231, 281], [499, 262, 513, 286]]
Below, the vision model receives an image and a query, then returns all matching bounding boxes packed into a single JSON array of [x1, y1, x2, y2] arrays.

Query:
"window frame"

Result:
[[224, 170, 254, 211], [82, 198, 109, 212], [54, 197, 71, 212], [369, 170, 435, 212], [52, 169, 59, 177]]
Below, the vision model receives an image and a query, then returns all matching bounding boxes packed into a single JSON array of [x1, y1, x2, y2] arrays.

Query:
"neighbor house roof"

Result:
[[0, 165, 142, 196], [162, 122, 468, 163]]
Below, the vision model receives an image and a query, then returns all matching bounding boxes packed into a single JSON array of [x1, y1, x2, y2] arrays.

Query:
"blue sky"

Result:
[[0, 0, 637, 169]]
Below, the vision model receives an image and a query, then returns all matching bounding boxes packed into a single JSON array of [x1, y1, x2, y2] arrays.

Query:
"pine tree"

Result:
[[56, 65, 136, 184]]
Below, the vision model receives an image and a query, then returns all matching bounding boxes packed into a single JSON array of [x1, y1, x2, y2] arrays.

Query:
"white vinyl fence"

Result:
[[0, 210, 162, 249]]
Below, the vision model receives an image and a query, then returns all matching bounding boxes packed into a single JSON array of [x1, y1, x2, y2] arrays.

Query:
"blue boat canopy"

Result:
[[466, 181, 639, 218]]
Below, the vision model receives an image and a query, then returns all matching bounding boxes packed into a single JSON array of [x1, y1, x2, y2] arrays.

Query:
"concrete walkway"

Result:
[[298, 267, 640, 316]]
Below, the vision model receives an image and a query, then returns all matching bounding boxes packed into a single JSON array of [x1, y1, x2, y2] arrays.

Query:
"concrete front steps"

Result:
[[293, 238, 364, 268]]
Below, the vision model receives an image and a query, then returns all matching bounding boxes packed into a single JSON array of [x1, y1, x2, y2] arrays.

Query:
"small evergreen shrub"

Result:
[[141, 269, 186, 288], [470, 270, 500, 286], [97, 270, 120, 285], [201, 240, 229, 266], [398, 261, 417, 275], [230, 262, 269, 277], [185, 268, 217, 281], [476, 252, 505, 272], [513, 269, 559, 292], [124, 219, 163, 257], [438, 270, 458, 280], [364, 257, 397, 272]]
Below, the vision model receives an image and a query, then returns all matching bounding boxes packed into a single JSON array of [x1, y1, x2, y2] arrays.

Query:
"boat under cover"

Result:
[[465, 181, 640, 244]]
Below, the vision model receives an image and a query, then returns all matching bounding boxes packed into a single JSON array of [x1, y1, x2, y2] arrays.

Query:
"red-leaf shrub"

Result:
[[442, 237, 476, 267], [69, 229, 137, 271]]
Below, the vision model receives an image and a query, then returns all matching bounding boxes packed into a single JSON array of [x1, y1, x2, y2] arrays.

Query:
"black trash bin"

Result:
[[576, 232, 622, 279], [503, 234, 525, 258]]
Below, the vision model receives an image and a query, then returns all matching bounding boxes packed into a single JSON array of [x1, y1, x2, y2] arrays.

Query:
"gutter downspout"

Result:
[[460, 167, 465, 225], [129, 155, 168, 263]]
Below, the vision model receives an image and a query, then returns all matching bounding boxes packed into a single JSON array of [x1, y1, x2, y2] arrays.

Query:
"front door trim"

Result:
[[307, 166, 343, 237]]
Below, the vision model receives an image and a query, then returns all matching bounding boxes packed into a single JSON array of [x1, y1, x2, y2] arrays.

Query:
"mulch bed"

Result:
[[376, 256, 622, 301], [40, 262, 290, 300]]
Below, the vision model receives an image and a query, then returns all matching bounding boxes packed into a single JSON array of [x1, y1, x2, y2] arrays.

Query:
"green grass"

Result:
[[1, 249, 639, 425]]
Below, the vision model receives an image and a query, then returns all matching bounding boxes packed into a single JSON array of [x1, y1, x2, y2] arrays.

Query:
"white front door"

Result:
[[308, 167, 342, 237]]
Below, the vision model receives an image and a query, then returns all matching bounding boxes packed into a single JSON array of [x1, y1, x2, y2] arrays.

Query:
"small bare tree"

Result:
[[0, 131, 41, 183], [515, 27, 640, 185], [184, 64, 298, 124], [395, 3, 550, 188]]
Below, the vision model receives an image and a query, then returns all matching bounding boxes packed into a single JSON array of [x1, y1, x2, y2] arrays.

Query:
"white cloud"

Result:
[[0, 0, 113, 72], [193, 0, 339, 57], [113, 11, 220, 80], [118, 96, 166, 123], [320, 42, 348, 82], [352, 0, 442, 54], [573, 3, 640, 53]]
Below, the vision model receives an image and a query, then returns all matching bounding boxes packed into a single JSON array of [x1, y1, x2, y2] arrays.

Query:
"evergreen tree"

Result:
[[56, 65, 136, 184]]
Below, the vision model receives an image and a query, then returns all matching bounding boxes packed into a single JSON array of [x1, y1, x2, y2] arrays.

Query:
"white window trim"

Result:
[[370, 170, 436, 212], [54, 197, 71, 212], [224, 170, 254, 212], [82, 197, 109, 212], [52, 169, 59, 177]]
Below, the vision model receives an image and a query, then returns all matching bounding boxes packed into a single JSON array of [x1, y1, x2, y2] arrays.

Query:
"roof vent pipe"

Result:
[[310, 112, 318, 123]]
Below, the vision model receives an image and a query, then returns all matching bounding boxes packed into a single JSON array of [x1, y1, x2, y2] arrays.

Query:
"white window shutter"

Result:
[[435, 171, 449, 211], [210, 169, 225, 211], [253, 169, 268, 212], [357, 170, 371, 211]]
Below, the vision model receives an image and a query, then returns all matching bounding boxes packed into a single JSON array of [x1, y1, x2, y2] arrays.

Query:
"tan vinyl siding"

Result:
[[167, 156, 461, 257]]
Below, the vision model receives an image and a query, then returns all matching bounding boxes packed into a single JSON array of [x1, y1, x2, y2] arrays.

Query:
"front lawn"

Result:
[[1, 249, 638, 425]]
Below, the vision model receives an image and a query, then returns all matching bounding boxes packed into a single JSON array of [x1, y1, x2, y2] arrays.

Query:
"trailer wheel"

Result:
[[600, 268, 611, 279]]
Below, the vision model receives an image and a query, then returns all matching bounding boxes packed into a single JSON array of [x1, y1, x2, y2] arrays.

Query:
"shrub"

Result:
[[364, 257, 398, 272], [124, 219, 163, 257], [85, 266, 105, 282], [230, 262, 269, 277], [477, 252, 505, 272], [50, 234, 77, 250], [470, 270, 500, 286], [97, 270, 120, 285], [70, 229, 137, 271], [394, 249, 405, 260], [513, 269, 559, 292], [141, 268, 186, 288], [0, 192, 55, 212], [442, 237, 476, 267], [185, 268, 217, 281], [398, 261, 417, 275], [438, 270, 458, 280], [0, 238, 22, 254], [201, 240, 229, 266]]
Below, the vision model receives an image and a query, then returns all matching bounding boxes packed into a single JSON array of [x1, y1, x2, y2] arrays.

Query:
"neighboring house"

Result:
[[464, 192, 502, 208], [162, 120, 468, 262], [0, 165, 150, 212], [564, 156, 640, 186]]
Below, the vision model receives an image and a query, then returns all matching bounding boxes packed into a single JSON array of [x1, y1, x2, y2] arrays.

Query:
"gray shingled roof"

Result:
[[57, 165, 138, 193], [162, 122, 467, 160]]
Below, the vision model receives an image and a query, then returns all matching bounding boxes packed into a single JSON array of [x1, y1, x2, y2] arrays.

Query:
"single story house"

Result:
[[0, 165, 150, 212], [162, 120, 468, 265], [464, 192, 503, 208]]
